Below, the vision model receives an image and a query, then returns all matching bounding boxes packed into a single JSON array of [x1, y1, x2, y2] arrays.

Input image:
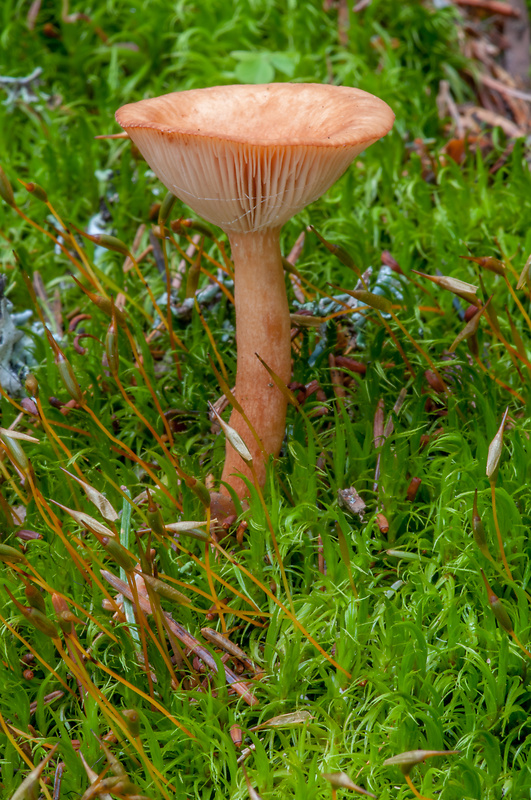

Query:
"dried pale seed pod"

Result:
[[87, 232, 131, 256], [61, 469, 119, 523], [383, 749, 459, 775], [252, 710, 313, 729], [0, 432, 30, 472], [52, 501, 116, 537], [486, 407, 508, 481], [24, 584, 46, 613], [163, 523, 211, 542], [142, 573, 191, 606], [209, 401, 253, 466], [146, 492, 165, 538], [322, 773, 376, 796], [20, 180, 48, 203], [186, 477, 211, 509], [46, 330, 84, 404], [0, 543, 28, 564], [460, 254, 506, 276], [344, 288, 394, 314], [26, 607, 59, 638], [490, 596, 514, 633], [101, 536, 136, 572], [480, 569, 514, 633], [412, 270, 479, 305], [449, 298, 490, 354]]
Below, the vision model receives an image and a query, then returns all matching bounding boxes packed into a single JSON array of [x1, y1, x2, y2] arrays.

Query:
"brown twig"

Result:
[[454, 0, 520, 16]]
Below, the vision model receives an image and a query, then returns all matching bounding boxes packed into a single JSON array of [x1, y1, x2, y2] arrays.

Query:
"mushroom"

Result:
[[116, 83, 394, 504]]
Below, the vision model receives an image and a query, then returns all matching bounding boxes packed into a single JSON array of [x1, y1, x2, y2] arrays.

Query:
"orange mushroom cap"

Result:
[[116, 83, 394, 234]]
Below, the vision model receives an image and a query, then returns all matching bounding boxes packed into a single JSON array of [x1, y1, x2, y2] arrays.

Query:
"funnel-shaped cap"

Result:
[[116, 83, 394, 233]]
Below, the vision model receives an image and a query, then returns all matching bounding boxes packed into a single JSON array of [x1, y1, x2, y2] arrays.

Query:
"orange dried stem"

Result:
[[45, 200, 108, 295], [0, 453, 29, 504], [0, 383, 31, 415], [197, 304, 229, 384], [485, 319, 531, 375], [197, 240, 235, 280], [157, 218, 182, 379], [166, 230, 201, 268], [74, 637, 195, 741], [213, 538, 351, 677], [57, 639, 177, 798], [121, 325, 182, 446], [405, 774, 432, 800], [472, 355, 525, 404], [14, 205, 100, 290], [379, 311, 417, 378], [35, 396, 89, 482], [81, 403, 181, 510], [504, 274, 531, 330], [0, 709, 49, 791], [511, 631, 531, 659], [490, 481, 514, 582], [168, 541, 266, 621], [390, 310, 449, 391], [0, 611, 73, 694], [110, 366, 187, 480], [127, 249, 187, 354], [27, 473, 94, 583], [132, 579, 184, 694], [199, 265, 235, 304], [250, 460, 295, 615], [143, 583, 181, 686]]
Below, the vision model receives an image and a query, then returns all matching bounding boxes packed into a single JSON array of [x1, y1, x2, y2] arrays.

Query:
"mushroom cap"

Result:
[[116, 83, 394, 233]]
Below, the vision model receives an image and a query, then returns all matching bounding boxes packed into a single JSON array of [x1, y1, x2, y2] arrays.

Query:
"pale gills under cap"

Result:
[[116, 83, 394, 233]]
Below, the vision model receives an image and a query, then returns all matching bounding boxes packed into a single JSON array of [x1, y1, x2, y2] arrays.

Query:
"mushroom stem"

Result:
[[220, 228, 291, 498]]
